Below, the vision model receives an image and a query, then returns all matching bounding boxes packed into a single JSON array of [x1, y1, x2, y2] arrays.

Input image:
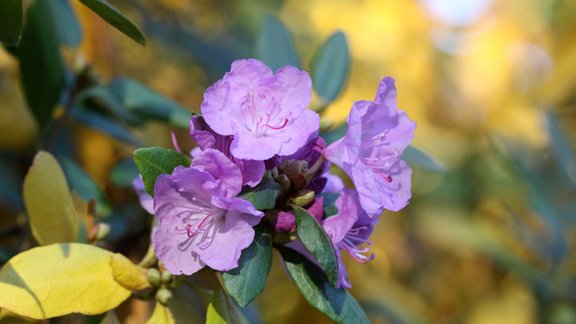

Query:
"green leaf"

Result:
[[108, 78, 191, 129], [0, 243, 131, 319], [78, 0, 146, 45], [320, 192, 340, 218], [293, 205, 339, 286], [311, 31, 350, 103], [206, 287, 247, 324], [70, 105, 141, 145], [76, 85, 145, 127], [239, 182, 280, 210], [46, 0, 82, 47], [59, 156, 111, 217], [255, 15, 300, 71], [23, 151, 80, 245], [16, 0, 66, 128], [222, 226, 272, 307], [133, 147, 191, 196], [0, 0, 23, 46], [321, 123, 347, 145], [277, 246, 369, 324], [109, 158, 140, 188], [402, 146, 445, 172]]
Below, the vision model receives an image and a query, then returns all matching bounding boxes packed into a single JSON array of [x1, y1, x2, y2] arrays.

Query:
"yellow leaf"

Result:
[[206, 288, 247, 324], [147, 303, 175, 324], [0, 243, 131, 319], [110, 253, 151, 291], [23, 151, 79, 245]]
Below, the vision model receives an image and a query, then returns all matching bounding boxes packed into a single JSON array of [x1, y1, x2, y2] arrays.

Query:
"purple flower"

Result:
[[322, 189, 377, 288], [190, 115, 265, 187], [324, 77, 416, 215], [153, 149, 264, 275], [132, 176, 154, 214], [201, 59, 320, 160]]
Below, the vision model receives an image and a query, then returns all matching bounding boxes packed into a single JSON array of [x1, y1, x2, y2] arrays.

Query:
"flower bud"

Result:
[[94, 223, 110, 241], [277, 174, 291, 192], [160, 271, 173, 285], [290, 189, 315, 207], [156, 287, 173, 305], [147, 268, 161, 288]]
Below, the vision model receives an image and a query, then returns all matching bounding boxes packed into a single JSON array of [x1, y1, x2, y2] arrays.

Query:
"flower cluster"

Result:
[[135, 58, 415, 288]]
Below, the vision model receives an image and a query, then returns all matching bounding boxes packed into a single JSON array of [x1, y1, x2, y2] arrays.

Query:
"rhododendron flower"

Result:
[[153, 149, 264, 275], [324, 77, 416, 215], [201, 59, 320, 160], [190, 115, 265, 187], [132, 176, 153, 214], [322, 189, 377, 288]]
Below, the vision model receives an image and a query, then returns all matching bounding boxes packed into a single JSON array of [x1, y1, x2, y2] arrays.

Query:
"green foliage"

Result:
[[78, 0, 146, 45], [278, 246, 369, 323], [16, 0, 65, 129], [23, 151, 81, 245], [0, 243, 131, 319], [310, 31, 350, 104], [222, 226, 273, 307], [255, 15, 300, 71], [293, 205, 340, 287], [76, 78, 192, 130], [133, 147, 191, 196], [109, 158, 140, 188], [0, 0, 23, 46], [206, 287, 248, 324], [239, 182, 281, 210], [47, 0, 82, 47], [59, 156, 111, 217], [403, 145, 446, 172]]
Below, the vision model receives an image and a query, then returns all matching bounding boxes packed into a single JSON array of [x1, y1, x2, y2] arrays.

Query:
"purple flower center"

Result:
[[337, 225, 375, 264], [242, 93, 291, 137], [174, 197, 224, 251]]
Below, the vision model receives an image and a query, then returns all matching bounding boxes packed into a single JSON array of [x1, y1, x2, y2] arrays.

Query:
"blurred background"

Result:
[[1, 0, 576, 323]]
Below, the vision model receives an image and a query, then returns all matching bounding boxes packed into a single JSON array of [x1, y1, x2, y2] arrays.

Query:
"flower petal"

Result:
[[191, 149, 243, 197]]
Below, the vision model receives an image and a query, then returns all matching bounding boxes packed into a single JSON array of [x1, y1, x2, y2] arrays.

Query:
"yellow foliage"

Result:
[[23, 151, 80, 245], [0, 243, 131, 319], [147, 303, 175, 324], [110, 253, 151, 291]]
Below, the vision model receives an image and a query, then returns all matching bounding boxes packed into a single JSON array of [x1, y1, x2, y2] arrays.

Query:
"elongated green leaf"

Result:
[[46, 0, 82, 47], [108, 78, 191, 129], [70, 107, 141, 145], [293, 205, 339, 286], [0, 0, 23, 46], [59, 156, 111, 217], [402, 146, 445, 172], [78, 0, 146, 45], [321, 123, 347, 145], [278, 246, 369, 324], [133, 147, 191, 196], [311, 31, 350, 103], [239, 182, 280, 210], [17, 0, 66, 128], [222, 226, 272, 307], [255, 15, 300, 71], [109, 158, 140, 188], [0, 243, 131, 319], [206, 287, 247, 324], [23, 151, 79, 245]]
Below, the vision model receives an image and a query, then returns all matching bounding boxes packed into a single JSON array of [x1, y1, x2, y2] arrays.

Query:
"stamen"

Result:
[[385, 175, 393, 182], [266, 118, 289, 130], [171, 131, 184, 155]]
